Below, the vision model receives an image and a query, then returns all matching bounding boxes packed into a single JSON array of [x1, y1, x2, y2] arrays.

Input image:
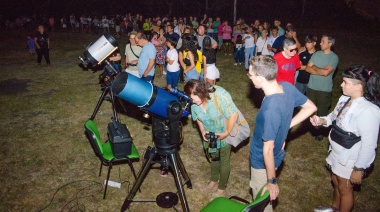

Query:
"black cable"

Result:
[[37, 179, 102, 212], [61, 181, 101, 212]]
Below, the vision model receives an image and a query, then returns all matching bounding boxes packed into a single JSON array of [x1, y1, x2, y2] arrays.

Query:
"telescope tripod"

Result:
[[121, 146, 192, 211], [121, 117, 193, 212], [90, 85, 119, 121]]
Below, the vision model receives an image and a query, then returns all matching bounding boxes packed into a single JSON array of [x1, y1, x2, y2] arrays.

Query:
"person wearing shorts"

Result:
[[165, 38, 180, 89]]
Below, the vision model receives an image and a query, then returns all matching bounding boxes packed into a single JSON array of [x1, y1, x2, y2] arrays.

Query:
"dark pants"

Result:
[[307, 88, 332, 136], [37, 48, 50, 64], [307, 88, 331, 116]]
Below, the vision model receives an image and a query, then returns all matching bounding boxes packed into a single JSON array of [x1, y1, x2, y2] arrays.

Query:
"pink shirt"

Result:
[[222, 25, 232, 40], [217, 24, 224, 36]]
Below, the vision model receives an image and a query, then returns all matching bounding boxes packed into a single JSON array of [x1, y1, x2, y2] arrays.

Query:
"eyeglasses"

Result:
[[288, 48, 297, 53]]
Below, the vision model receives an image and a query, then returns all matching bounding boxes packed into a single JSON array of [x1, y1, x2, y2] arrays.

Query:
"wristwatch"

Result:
[[267, 177, 278, 184]]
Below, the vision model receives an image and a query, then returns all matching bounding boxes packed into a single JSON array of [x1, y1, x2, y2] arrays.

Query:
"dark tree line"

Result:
[[0, 0, 376, 25]]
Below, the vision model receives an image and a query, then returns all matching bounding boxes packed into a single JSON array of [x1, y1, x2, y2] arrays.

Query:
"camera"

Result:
[[205, 132, 220, 161], [205, 132, 218, 149]]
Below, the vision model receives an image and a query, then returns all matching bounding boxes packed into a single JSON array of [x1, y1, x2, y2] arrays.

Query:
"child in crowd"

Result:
[[165, 38, 180, 90], [234, 34, 244, 65], [27, 35, 35, 55]]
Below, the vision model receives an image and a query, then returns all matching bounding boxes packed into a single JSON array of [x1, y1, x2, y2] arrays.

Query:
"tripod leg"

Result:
[[169, 153, 190, 212], [120, 147, 156, 212], [174, 152, 192, 189], [90, 87, 109, 120], [109, 86, 119, 121]]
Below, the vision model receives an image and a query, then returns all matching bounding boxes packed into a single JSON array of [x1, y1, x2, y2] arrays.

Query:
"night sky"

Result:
[[0, 0, 370, 26]]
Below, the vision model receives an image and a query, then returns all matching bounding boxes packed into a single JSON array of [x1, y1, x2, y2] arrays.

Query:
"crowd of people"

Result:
[[24, 12, 380, 211]]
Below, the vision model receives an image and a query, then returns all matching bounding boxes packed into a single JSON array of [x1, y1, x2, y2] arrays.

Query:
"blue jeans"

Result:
[[244, 47, 256, 69], [218, 36, 223, 49], [184, 68, 200, 82], [235, 48, 244, 63]]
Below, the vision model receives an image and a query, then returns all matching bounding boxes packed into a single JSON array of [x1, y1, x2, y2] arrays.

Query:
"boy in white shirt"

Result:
[[165, 38, 180, 90]]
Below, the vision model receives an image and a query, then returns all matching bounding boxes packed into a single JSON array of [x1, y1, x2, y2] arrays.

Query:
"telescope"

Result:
[[79, 33, 120, 86], [112, 72, 191, 121], [81, 34, 193, 211]]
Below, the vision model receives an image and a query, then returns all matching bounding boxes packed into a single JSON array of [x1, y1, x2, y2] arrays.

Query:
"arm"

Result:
[[352, 109, 380, 176], [178, 51, 185, 69], [263, 140, 279, 201], [306, 61, 335, 76], [184, 51, 195, 73], [47, 38, 50, 49], [215, 112, 238, 140], [271, 47, 278, 53], [203, 55, 207, 80], [211, 42, 218, 49], [166, 51, 175, 65], [143, 59, 155, 77], [125, 54, 129, 67], [196, 119, 208, 141], [289, 99, 317, 128], [292, 31, 301, 50], [34, 37, 40, 49]]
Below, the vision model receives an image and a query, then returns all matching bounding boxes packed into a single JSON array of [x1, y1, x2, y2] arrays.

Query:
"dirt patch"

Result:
[[0, 78, 33, 95]]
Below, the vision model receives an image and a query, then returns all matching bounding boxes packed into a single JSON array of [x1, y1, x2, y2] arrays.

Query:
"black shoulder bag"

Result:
[[330, 98, 361, 149], [130, 44, 139, 58]]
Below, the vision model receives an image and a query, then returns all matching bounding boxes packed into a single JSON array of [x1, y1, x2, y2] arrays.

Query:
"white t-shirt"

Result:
[[256, 37, 270, 55], [267, 35, 278, 56], [166, 49, 180, 72], [243, 34, 255, 48]]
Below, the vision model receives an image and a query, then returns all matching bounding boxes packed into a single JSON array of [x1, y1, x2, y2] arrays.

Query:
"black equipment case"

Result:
[[108, 118, 132, 158]]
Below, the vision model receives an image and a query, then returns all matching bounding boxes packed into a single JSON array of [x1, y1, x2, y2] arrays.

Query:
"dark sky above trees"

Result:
[[0, 0, 377, 25]]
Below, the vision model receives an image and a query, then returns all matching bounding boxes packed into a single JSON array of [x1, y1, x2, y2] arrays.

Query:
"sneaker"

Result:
[[233, 63, 238, 66], [163, 70, 167, 75], [239, 63, 242, 65], [160, 170, 168, 177], [314, 206, 334, 212], [229, 53, 232, 55]]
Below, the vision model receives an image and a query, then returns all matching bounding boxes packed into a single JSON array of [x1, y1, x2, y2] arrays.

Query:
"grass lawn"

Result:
[[0, 25, 379, 212]]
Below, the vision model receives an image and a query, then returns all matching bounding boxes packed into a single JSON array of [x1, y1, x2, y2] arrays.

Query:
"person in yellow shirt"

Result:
[[179, 35, 202, 82]]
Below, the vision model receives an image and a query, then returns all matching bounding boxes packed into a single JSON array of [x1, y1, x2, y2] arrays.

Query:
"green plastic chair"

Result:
[[84, 119, 140, 199], [201, 184, 270, 212]]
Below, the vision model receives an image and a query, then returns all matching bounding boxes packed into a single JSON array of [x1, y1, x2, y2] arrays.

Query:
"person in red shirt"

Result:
[[273, 38, 301, 84]]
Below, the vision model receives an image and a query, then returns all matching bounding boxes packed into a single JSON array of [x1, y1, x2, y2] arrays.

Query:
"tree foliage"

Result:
[[345, 0, 380, 20]]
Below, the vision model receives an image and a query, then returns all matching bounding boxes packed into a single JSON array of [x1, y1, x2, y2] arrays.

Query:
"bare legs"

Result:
[[331, 173, 354, 212]]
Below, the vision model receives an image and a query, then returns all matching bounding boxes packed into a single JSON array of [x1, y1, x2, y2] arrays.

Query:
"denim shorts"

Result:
[[184, 68, 200, 82], [166, 71, 180, 88]]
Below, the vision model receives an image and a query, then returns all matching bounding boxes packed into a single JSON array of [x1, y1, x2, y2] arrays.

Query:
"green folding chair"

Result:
[[84, 119, 140, 199], [201, 184, 270, 212]]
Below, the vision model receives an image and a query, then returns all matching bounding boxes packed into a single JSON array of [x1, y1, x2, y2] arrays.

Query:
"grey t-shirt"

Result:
[[197, 35, 217, 51], [308, 51, 339, 92]]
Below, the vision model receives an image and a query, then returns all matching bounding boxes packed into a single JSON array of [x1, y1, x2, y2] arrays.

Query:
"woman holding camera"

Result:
[[184, 80, 238, 197], [310, 65, 380, 212]]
